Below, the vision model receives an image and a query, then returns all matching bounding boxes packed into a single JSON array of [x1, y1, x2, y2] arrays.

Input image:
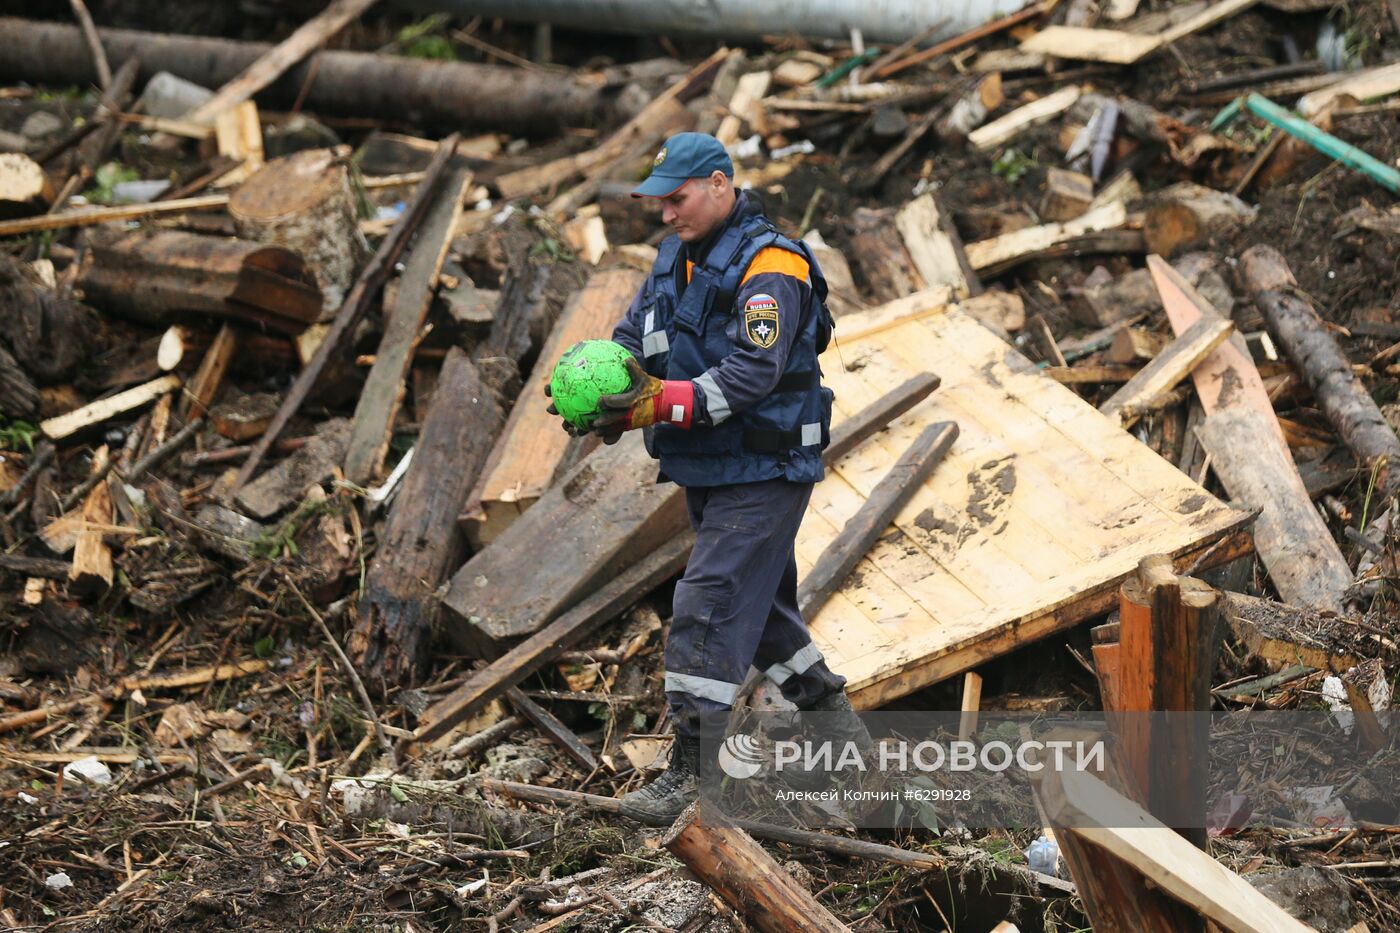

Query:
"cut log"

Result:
[[348, 350, 504, 688], [1039, 168, 1094, 222], [1144, 182, 1256, 257], [210, 391, 279, 441], [1197, 408, 1351, 613], [1222, 592, 1383, 672], [1099, 317, 1232, 427], [0, 153, 52, 218], [231, 135, 460, 496], [0, 17, 625, 134], [849, 207, 924, 304], [894, 193, 977, 300], [40, 375, 181, 442], [229, 148, 367, 313], [235, 417, 351, 520], [1035, 767, 1314, 933], [797, 421, 957, 618], [663, 803, 851, 933], [965, 202, 1128, 273], [69, 445, 114, 596], [464, 262, 646, 547], [439, 372, 941, 659], [157, 325, 296, 372], [179, 324, 238, 419], [344, 164, 471, 486], [1240, 245, 1400, 498], [1105, 327, 1167, 365], [186, 0, 381, 124], [78, 228, 322, 334], [969, 85, 1081, 150]]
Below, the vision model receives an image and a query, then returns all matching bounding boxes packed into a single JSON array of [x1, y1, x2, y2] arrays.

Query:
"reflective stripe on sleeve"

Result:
[[694, 371, 732, 424]]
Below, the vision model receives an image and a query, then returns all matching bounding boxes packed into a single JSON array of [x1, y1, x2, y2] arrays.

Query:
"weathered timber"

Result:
[[68, 445, 114, 596], [1240, 245, 1400, 498], [348, 350, 504, 688], [849, 207, 924, 304], [797, 421, 957, 618], [186, 0, 380, 124], [894, 193, 978, 300], [505, 686, 598, 772], [1117, 556, 1218, 848], [1035, 767, 1314, 933], [1040, 167, 1095, 222], [0, 254, 97, 385], [1221, 592, 1391, 672], [969, 85, 1080, 150], [0, 344, 39, 418], [78, 228, 322, 334], [1197, 408, 1350, 613], [231, 135, 458, 496], [1144, 182, 1256, 257], [0, 553, 70, 580], [0, 18, 624, 133], [235, 418, 351, 520], [463, 261, 647, 547], [229, 148, 366, 313], [40, 375, 181, 442], [179, 324, 237, 420], [158, 325, 296, 372], [965, 202, 1128, 273], [344, 165, 470, 486], [663, 802, 851, 933], [1099, 317, 1233, 427]]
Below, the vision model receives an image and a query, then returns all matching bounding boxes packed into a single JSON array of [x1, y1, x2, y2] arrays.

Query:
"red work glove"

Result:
[[593, 357, 694, 441]]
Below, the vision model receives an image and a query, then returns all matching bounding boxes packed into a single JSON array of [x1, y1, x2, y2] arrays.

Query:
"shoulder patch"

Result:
[[743, 293, 780, 349]]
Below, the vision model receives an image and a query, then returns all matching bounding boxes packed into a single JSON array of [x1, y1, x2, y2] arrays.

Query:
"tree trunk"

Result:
[[0, 254, 96, 385], [348, 349, 504, 688], [1240, 244, 1400, 498], [229, 148, 366, 315], [1144, 182, 1256, 257], [0, 17, 625, 134], [79, 228, 322, 334]]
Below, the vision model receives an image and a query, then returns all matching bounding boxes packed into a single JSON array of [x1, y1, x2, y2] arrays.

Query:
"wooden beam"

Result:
[[958, 671, 983, 741], [230, 133, 459, 495], [663, 803, 851, 933], [505, 686, 598, 772], [179, 324, 238, 419], [1020, 0, 1259, 64], [344, 165, 471, 485], [1099, 317, 1232, 427], [894, 193, 975, 300], [40, 375, 181, 441], [185, 0, 381, 124], [965, 201, 1126, 272], [968, 85, 1080, 150]]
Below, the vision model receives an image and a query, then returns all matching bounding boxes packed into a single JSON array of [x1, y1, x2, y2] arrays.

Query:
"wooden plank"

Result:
[[230, 134, 459, 494], [344, 166, 471, 485], [964, 202, 1126, 272], [958, 671, 982, 741], [968, 85, 1081, 150], [1036, 768, 1315, 933], [462, 262, 647, 547], [1099, 317, 1233, 427], [505, 686, 598, 772], [68, 445, 113, 595], [0, 195, 229, 237], [1020, 0, 1259, 64], [894, 193, 973, 300], [1223, 592, 1370, 673], [1198, 408, 1351, 613], [40, 375, 182, 441], [716, 69, 772, 146], [186, 0, 382, 124], [179, 324, 238, 419]]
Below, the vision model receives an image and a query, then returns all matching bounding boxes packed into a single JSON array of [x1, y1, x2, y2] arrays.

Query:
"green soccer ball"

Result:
[[549, 340, 635, 429]]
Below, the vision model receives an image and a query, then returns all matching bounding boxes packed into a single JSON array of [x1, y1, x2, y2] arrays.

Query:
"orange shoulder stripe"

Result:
[[741, 247, 810, 285]]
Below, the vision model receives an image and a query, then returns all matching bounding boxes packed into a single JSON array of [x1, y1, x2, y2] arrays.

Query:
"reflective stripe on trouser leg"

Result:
[[665, 479, 814, 736], [752, 548, 847, 709]]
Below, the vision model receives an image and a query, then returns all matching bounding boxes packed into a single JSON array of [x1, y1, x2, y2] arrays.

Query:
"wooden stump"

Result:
[[663, 802, 850, 933], [229, 147, 366, 315], [1144, 182, 1256, 257], [0, 153, 52, 218]]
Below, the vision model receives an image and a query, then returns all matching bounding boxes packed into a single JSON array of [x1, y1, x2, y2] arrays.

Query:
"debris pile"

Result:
[[4, 1, 1400, 929]]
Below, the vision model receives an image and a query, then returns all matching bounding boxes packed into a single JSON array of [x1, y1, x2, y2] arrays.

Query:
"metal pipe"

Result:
[[402, 0, 1029, 45]]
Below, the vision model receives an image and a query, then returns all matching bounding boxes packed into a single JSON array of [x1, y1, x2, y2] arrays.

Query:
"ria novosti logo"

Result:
[[717, 733, 765, 779]]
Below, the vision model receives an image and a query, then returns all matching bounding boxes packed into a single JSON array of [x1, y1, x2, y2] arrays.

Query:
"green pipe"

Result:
[[817, 48, 879, 88], [1243, 92, 1400, 195]]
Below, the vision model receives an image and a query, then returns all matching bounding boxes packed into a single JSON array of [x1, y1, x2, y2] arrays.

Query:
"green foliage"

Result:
[[252, 635, 276, 659], [0, 417, 38, 453], [992, 147, 1036, 184], [530, 234, 575, 263], [397, 14, 456, 60], [82, 161, 140, 204], [250, 495, 332, 559]]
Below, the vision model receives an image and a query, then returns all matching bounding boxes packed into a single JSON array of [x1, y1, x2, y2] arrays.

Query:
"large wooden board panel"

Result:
[[808, 305, 1251, 707]]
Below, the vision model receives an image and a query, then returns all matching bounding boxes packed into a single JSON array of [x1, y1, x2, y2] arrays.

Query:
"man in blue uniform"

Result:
[[550, 132, 870, 823]]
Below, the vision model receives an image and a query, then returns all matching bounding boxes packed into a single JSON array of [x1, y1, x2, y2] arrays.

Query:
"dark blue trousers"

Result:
[[665, 478, 846, 737]]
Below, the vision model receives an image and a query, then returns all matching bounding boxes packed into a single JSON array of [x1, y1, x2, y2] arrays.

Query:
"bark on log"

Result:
[[0, 254, 97, 385], [850, 207, 924, 304], [0, 344, 40, 418], [229, 148, 366, 314], [1144, 182, 1256, 257], [1240, 244, 1400, 498], [0, 153, 52, 218], [78, 228, 322, 335], [0, 18, 624, 134], [472, 252, 588, 401], [344, 165, 470, 486], [348, 350, 504, 688], [663, 802, 851, 933]]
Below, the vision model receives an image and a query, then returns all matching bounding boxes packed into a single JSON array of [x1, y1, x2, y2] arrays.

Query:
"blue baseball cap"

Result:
[[632, 132, 734, 198]]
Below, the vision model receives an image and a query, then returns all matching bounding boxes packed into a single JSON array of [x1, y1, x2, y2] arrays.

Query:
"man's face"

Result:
[[658, 171, 735, 243]]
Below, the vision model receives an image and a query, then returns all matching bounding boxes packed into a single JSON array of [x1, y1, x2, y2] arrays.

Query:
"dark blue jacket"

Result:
[[613, 193, 834, 487]]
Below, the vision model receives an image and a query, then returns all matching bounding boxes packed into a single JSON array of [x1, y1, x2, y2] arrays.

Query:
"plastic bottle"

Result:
[[1026, 835, 1060, 876]]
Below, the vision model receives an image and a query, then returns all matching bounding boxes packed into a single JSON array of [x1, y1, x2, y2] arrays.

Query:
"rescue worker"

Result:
[[549, 132, 871, 823]]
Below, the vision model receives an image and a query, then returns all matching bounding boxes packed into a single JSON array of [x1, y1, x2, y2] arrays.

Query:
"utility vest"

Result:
[[637, 212, 835, 487]]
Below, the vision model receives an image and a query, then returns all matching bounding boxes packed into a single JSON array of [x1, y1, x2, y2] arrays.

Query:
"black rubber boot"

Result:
[[618, 734, 700, 824]]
